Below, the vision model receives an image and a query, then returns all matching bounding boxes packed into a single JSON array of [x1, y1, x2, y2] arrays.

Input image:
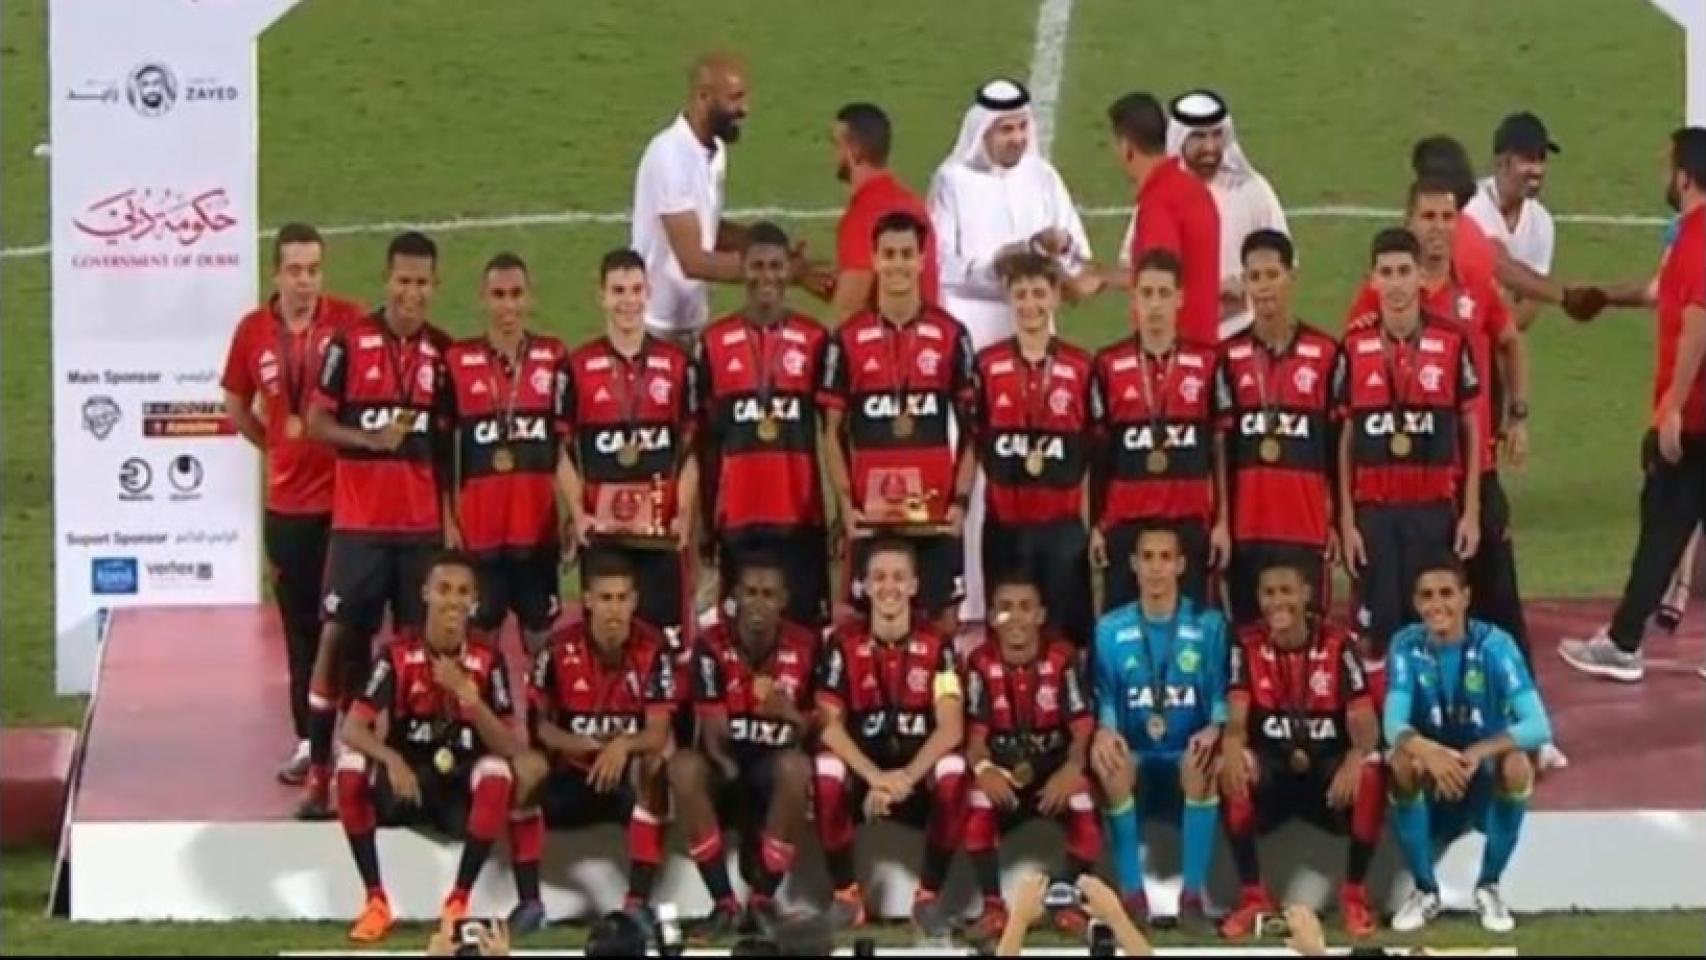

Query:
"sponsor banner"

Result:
[[50, 0, 301, 694]]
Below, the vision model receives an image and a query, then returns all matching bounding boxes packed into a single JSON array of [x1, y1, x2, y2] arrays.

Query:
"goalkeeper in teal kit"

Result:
[[1090, 528, 1228, 929], [1384, 561, 1552, 936]]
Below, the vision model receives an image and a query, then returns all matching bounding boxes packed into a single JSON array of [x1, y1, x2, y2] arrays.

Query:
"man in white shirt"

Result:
[[1464, 112, 1560, 331], [630, 52, 753, 344]]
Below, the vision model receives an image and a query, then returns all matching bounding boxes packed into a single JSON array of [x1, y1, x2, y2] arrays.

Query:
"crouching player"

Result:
[[670, 555, 818, 935], [1385, 561, 1551, 934], [1218, 563, 1384, 940], [1089, 527, 1227, 930], [962, 572, 1101, 944], [504, 552, 676, 932], [335, 550, 521, 943], [813, 539, 968, 934]]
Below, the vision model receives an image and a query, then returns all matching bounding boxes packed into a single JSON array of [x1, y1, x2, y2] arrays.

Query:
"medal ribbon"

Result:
[[611, 337, 651, 455], [1273, 630, 1314, 755], [1252, 337, 1286, 446], [382, 320, 425, 413], [274, 299, 314, 420], [488, 334, 529, 447], [1380, 330, 1415, 448], [1432, 625, 1480, 730], [1000, 657, 1039, 763], [1135, 615, 1173, 733], [1018, 340, 1058, 436], [1136, 343, 1177, 453], [882, 320, 914, 429], [745, 320, 782, 417]]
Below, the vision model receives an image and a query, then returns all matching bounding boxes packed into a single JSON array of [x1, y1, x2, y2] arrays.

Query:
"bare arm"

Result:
[[1497, 323, 1529, 427], [224, 390, 265, 448], [341, 710, 406, 770], [1495, 248, 1563, 305], [1603, 276, 1660, 308], [817, 699, 883, 784], [662, 211, 744, 283], [1512, 297, 1543, 332], [626, 707, 673, 758], [830, 271, 874, 323], [1337, 418, 1357, 534], [1346, 700, 1379, 757], [715, 219, 749, 253], [462, 695, 523, 759], [823, 407, 855, 520], [307, 404, 379, 452], [902, 692, 964, 785], [535, 717, 603, 764]]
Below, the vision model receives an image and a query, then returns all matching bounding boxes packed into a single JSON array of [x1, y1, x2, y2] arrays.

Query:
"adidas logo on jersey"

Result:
[[1239, 372, 1255, 390], [364, 366, 381, 382], [1122, 385, 1139, 402], [593, 386, 612, 404], [862, 357, 882, 374], [727, 357, 744, 373], [572, 678, 589, 693], [471, 380, 488, 395], [996, 393, 1013, 409], [1366, 371, 1385, 389]]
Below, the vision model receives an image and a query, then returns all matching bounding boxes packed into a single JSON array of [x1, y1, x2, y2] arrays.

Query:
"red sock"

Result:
[[628, 806, 665, 866], [1062, 793, 1103, 865], [467, 766, 512, 843], [688, 827, 724, 864], [759, 833, 796, 876], [812, 758, 856, 852], [509, 808, 544, 865], [964, 795, 998, 855], [336, 767, 376, 835], [1351, 763, 1387, 844]]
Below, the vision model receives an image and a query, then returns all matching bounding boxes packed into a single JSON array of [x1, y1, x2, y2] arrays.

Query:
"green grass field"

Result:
[[2, 0, 1702, 952]]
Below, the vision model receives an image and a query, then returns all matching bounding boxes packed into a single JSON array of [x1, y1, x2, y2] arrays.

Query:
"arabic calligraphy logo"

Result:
[[125, 63, 178, 118], [82, 396, 121, 440], [72, 187, 237, 248]]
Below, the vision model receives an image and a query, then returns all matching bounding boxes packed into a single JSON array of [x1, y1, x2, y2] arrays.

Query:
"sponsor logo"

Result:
[[68, 62, 239, 117], [82, 396, 122, 439], [145, 558, 215, 588], [126, 62, 179, 117], [90, 557, 139, 595], [172, 528, 238, 547], [69, 186, 241, 271], [118, 457, 153, 501], [65, 529, 170, 549], [142, 400, 234, 437], [67, 369, 162, 387], [166, 454, 204, 498]]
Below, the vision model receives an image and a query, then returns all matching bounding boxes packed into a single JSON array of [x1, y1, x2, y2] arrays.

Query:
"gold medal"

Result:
[[1147, 712, 1168, 742], [1024, 447, 1046, 478], [1010, 760, 1034, 789], [1258, 436, 1282, 464], [284, 414, 305, 439], [1146, 449, 1169, 474], [751, 674, 775, 704], [1288, 749, 1312, 775], [492, 445, 515, 473], [617, 441, 641, 468], [756, 415, 780, 443], [433, 746, 455, 775], [1389, 432, 1413, 458], [893, 412, 916, 439]]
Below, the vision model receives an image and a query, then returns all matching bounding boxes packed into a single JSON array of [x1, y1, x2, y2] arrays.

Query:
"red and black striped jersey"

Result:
[[352, 631, 512, 766], [816, 621, 960, 761], [564, 335, 697, 526], [964, 637, 1090, 770], [1228, 621, 1368, 764], [528, 620, 675, 751], [691, 620, 818, 750], [1091, 339, 1218, 527], [973, 337, 1093, 525]]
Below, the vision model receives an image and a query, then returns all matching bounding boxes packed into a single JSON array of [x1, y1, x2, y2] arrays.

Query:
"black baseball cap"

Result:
[[1493, 111, 1560, 157]]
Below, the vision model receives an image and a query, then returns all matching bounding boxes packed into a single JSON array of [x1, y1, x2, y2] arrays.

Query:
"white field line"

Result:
[[1025, 0, 1078, 156]]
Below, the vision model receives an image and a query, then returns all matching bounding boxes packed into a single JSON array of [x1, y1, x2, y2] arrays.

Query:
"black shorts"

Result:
[[850, 534, 964, 619], [983, 519, 1093, 647], [473, 548, 562, 633], [371, 756, 472, 838], [710, 747, 805, 829], [1104, 519, 1210, 613], [1228, 541, 1329, 627], [539, 766, 638, 829], [1250, 750, 1349, 837], [584, 540, 685, 635], [322, 534, 436, 634], [983, 753, 1070, 834], [719, 525, 830, 628], [1354, 502, 1455, 654]]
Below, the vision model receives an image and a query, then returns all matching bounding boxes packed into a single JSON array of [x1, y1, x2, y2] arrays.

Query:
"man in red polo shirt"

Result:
[[1561, 127, 1706, 683], [825, 102, 940, 321], [1108, 91, 1220, 347], [221, 222, 365, 784]]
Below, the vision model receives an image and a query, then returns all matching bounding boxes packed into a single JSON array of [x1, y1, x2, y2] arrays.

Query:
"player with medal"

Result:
[[221, 223, 365, 784], [961, 572, 1101, 945], [968, 254, 1097, 646], [442, 254, 571, 657], [334, 551, 524, 943], [1089, 527, 1229, 930], [1216, 562, 1385, 941]]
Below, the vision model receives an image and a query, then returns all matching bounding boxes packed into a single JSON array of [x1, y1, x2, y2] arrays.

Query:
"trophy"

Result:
[[591, 473, 677, 550], [860, 467, 948, 537]]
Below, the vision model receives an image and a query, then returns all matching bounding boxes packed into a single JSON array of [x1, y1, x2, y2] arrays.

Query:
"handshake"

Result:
[[1561, 285, 1609, 323]]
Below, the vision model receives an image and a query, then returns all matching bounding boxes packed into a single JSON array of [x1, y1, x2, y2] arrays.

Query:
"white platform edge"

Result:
[[71, 810, 1706, 922]]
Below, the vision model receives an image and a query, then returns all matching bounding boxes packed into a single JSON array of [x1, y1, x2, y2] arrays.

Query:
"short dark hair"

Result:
[[871, 210, 928, 251], [1673, 126, 1706, 191], [1107, 92, 1168, 154], [1257, 559, 1315, 591], [1369, 226, 1421, 265], [585, 910, 648, 957], [1240, 229, 1294, 269], [426, 549, 477, 581], [1413, 557, 1470, 589], [737, 551, 788, 585], [385, 230, 437, 270], [1409, 135, 1475, 209], [582, 549, 637, 590], [272, 222, 323, 267], [836, 102, 892, 166], [1133, 247, 1182, 283], [863, 537, 918, 578], [745, 220, 791, 253], [999, 250, 1061, 287], [1406, 174, 1461, 213], [482, 251, 529, 278], [1134, 526, 1182, 553], [987, 569, 1042, 600], [599, 248, 647, 283]]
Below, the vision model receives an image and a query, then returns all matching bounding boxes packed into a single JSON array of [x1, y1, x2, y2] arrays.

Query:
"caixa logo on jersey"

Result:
[[89, 557, 139, 596], [65, 62, 239, 118]]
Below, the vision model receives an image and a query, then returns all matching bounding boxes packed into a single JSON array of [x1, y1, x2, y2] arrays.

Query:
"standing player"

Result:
[[823, 103, 940, 320], [670, 555, 817, 934], [1337, 228, 1481, 666], [1217, 563, 1384, 940], [505, 552, 676, 931], [1089, 527, 1228, 928], [221, 222, 365, 783], [1091, 249, 1228, 613], [1386, 562, 1552, 934], [443, 254, 570, 656], [962, 573, 1100, 943], [562, 250, 699, 644], [698, 223, 832, 627], [820, 211, 977, 634], [1217, 230, 1339, 625], [334, 551, 521, 942], [1107, 91, 1221, 347], [812, 539, 967, 934], [298, 231, 454, 818], [972, 253, 1095, 645]]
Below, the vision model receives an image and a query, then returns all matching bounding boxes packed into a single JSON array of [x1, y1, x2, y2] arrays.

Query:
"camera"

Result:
[[1089, 920, 1116, 956], [1042, 879, 1083, 910], [453, 917, 494, 958]]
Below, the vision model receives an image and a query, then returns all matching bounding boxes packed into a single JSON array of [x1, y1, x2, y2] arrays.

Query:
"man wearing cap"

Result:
[[1120, 90, 1289, 341], [1464, 113, 1560, 332], [929, 77, 1097, 625]]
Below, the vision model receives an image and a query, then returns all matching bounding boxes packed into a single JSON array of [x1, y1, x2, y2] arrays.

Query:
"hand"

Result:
[[756, 685, 795, 722], [1088, 528, 1109, 570], [1090, 729, 1130, 786], [1009, 872, 1051, 928], [474, 917, 510, 957], [945, 503, 966, 538], [840, 502, 864, 548], [977, 766, 1020, 811], [573, 512, 597, 547], [787, 240, 811, 283], [1186, 726, 1221, 777], [799, 259, 838, 300], [1220, 275, 1246, 304], [588, 739, 632, 793], [426, 922, 456, 958], [443, 517, 465, 551], [1455, 512, 1481, 560], [1036, 764, 1082, 816], [1326, 755, 1363, 810], [862, 786, 896, 819], [1219, 745, 1254, 802], [871, 768, 913, 802], [1341, 521, 1368, 572], [1421, 742, 1470, 801], [1283, 903, 1329, 956], [1323, 527, 1342, 567], [431, 655, 477, 705], [1032, 227, 1072, 258], [1501, 420, 1530, 472], [1658, 405, 1685, 464], [368, 419, 409, 453], [1076, 874, 1129, 928], [713, 751, 739, 782], [1562, 285, 1608, 323], [1457, 740, 1491, 775], [1209, 519, 1232, 571], [670, 513, 692, 551], [698, 532, 719, 569], [387, 756, 422, 806]]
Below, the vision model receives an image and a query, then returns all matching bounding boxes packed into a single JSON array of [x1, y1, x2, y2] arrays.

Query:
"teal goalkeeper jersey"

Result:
[[1384, 619, 1551, 753], [1092, 597, 1228, 758]]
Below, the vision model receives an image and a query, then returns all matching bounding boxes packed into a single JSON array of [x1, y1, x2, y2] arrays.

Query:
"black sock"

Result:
[[697, 858, 735, 904], [920, 845, 952, 894], [1347, 839, 1374, 885], [1230, 832, 1261, 887], [752, 866, 782, 898], [347, 831, 382, 892], [972, 851, 1001, 899], [630, 862, 658, 900], [308, 707, 337, 767], [826, 847, 857, 890], [454, 839, 493, 894], [514, 861, 541, 904]]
